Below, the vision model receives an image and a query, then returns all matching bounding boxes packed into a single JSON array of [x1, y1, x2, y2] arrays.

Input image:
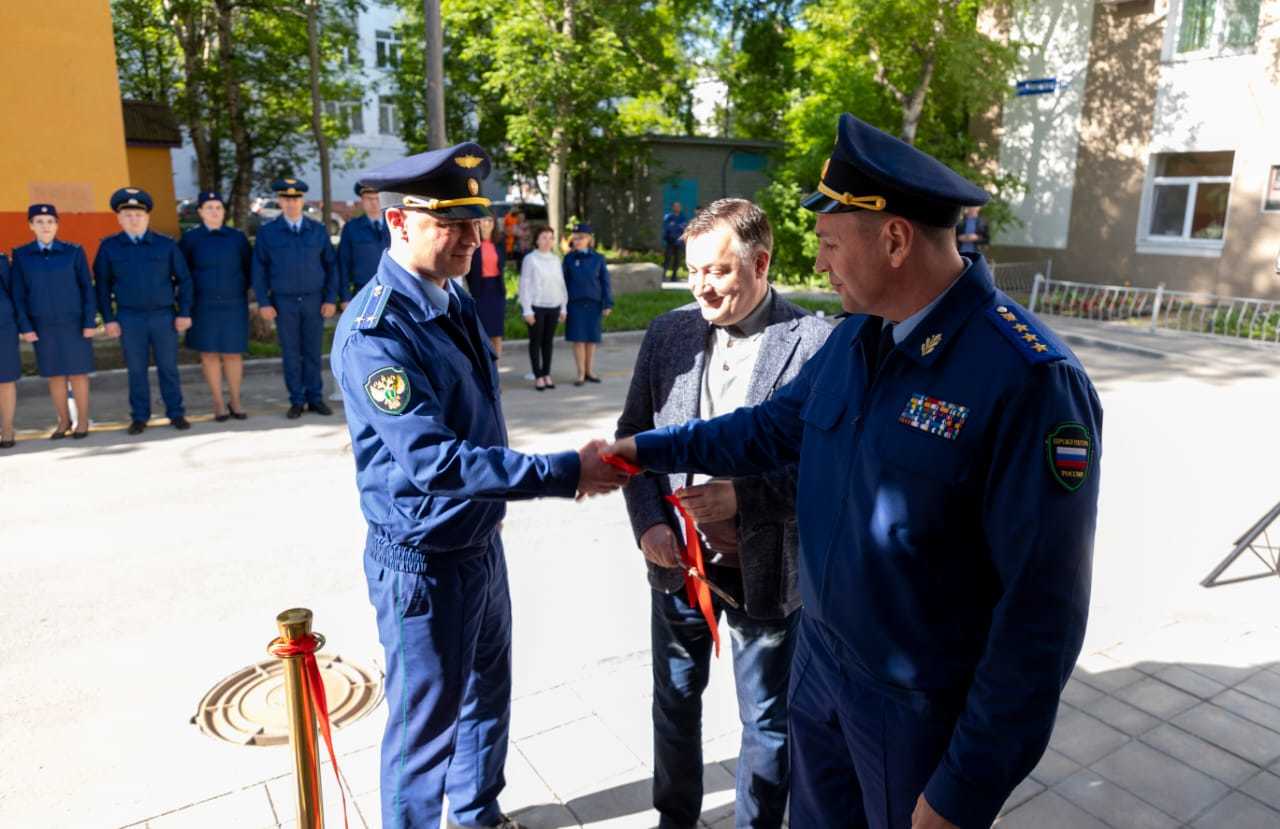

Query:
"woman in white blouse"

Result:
[[517, 225, 568, 390]]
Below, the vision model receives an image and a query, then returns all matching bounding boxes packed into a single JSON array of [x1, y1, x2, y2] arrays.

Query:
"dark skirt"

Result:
[[0, 326, 18, 383], [32, 320, 94, 377], [565, 299, 604, 343], [469, 276, 507, 338], [186, 302, 249, 354]]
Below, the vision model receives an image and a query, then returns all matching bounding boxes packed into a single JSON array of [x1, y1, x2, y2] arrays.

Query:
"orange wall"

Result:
[[0, 3, 131, 260], [127, 147, 180, 238]]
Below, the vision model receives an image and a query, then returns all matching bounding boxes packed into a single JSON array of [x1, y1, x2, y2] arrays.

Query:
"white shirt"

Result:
[[518, 250, 568, 316]]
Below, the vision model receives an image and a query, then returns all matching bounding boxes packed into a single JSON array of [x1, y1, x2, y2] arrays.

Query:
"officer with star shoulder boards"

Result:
[[605, 113, 1102, 829], [330, 142, 629, 829]]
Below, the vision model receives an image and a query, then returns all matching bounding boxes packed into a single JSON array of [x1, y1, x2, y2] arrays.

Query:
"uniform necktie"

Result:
[[871, 319, 896, 378]]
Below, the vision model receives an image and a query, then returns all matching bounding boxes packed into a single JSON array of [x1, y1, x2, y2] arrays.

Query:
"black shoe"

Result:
[[544, 378, 556, 389], [50, 423, 71, 440], [573, 378, 585, 387], [585, 374, 602, 384], [72, 429, 90, 440], [171, 416, 191, 431], [286, 404, 304, 419], [0, 439, 15, 449], [307, 400, 333, 416], [214, 410, 231, 423], [127, 421, 147, 435], [228, 407, 248, 420]]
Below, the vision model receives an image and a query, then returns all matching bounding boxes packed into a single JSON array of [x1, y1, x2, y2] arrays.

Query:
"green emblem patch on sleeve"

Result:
[[365, 366, 411, 415], [1045, 422, 1092, 491]]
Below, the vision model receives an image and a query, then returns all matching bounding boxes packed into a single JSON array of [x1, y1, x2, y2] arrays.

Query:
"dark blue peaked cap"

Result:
[[28, 203, 57, 220], [272, 177, 308, 196], [110, 187, 154, 212], [802, 113, 989, 227], [354, 181, 379, 197], [358, 142, 493, 220], [196, 191, 225, 207]]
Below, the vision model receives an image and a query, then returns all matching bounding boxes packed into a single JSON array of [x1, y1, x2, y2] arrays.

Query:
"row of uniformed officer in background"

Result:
[[0, 178, 391, 445]]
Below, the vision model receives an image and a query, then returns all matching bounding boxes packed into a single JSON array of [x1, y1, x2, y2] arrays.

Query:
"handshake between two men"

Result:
[[573, 436, 643, 500]]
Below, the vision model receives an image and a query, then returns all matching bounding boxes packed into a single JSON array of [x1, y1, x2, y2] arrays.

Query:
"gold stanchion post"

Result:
[[273, 608, 324, 828]]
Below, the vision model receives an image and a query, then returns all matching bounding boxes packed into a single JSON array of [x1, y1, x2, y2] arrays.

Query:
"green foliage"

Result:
[[755, 179, 819, 285]]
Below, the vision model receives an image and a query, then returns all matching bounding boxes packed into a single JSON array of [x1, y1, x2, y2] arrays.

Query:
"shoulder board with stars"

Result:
[[984, 303, 1063, 365], [354, 282, 393, 331]]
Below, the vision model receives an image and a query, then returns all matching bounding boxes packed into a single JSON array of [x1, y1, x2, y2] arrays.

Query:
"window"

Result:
[[324, 100, 364, 135], [378, 96, 401, 136], [1172, 0, 1261, 57], [375, 29, 401, 68], [1263, 166, 1280, 213], [1140, 151, 1234, 250]]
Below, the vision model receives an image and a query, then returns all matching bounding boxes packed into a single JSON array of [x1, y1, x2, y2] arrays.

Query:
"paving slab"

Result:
[[1189, 792, 1280, 829], [996, 789, 1109, 828], [1053, 769, 1179, 829], [1172, 702, 1280, 767], [1089, 741, 1230, 823], [1137, 723, 1261, 787]]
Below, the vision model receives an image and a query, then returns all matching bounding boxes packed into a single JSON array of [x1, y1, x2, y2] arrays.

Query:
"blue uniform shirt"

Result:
[[662, 211, 688, 245], [11, 240, 96, 331], [179, 225, 252, 306], [562, 249, 613, 307], [251, 215, 338, 305], [93, 230, 193, 321], [337, 215, 391, 301], [0, 254, 15, 332], [331, 252, 580, 573], [634, 255, 1101, 827]]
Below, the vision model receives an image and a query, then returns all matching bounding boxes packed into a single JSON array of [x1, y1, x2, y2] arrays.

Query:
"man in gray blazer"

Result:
[[616, 199, 831, 828]]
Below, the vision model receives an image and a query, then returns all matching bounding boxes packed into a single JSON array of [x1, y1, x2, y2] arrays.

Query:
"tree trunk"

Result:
[[423, 0, 448, 149], [164, 0, 216, 191], [306, 0, 333, 235], [216, 0, 254, 229], [547, 0, 575, 240], [900, 54, 936, 145]]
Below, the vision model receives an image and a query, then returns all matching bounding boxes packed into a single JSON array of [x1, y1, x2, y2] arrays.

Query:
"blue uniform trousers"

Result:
[[788, 614, 961, 829], [275, 293, 324, 405], [652, 565, 795, 829], [365, 537, 513, 829], [118, 308, 184, 421]]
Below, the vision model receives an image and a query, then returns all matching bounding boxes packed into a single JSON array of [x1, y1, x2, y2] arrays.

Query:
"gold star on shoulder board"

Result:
[[1033, 343, 1049, 352], [1022, 332, 1038, 342], [1013, 323, 1029, 332], [1001, 312, 1018, 322], [920, 333, 942, 356]]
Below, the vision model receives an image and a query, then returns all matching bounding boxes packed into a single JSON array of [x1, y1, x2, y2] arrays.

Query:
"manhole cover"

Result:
[[193, 653, 383, 746]]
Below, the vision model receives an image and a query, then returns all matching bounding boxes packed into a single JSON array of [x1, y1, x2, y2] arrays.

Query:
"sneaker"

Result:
[[307, 400, 334, 416]]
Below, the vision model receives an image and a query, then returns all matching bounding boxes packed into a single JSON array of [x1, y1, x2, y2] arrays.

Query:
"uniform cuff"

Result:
[[923, 763, 1007, 829], [546, 450, 581, 498], [635, 429, 675, 473]]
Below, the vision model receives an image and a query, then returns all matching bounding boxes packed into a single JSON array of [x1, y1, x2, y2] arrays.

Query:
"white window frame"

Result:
[[375, 29, 401, 69], [1135, 152, 1234, 257], [1163, 0, 1262, 62], [378, 96, 401, 137], [1262, 165, 1280, 214], [324, 100, 364, 135]]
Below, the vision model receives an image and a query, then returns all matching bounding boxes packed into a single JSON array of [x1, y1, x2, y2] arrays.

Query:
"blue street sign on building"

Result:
[[1016, 78, 1058, 96]]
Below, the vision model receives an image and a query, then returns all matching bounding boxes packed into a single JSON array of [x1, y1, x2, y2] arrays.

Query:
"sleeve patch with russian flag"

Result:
[[1045, 422, 1092, 492]]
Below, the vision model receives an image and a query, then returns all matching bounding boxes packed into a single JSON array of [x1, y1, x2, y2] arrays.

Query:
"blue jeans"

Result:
[[365, 538, 512, 829], [651, 566, 796, 829], [118, 308, 183, 421]]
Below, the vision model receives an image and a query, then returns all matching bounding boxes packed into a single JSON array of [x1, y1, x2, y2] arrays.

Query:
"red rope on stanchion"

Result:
[[267, 633, 350, 829]]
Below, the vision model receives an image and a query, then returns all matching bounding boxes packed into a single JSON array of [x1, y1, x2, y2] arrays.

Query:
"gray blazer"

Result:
[[615, 290, 832, 619]]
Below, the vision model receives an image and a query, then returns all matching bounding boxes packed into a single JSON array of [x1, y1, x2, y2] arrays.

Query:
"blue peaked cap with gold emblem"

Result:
[[272, 177, 309, 197], [110, 187, 154, 212], [28, 203, 57, 220], [802, 113, 989, 227], [196, 190, 225, 208], [357, 142, 493, 220], [354, 181, 379, 197]]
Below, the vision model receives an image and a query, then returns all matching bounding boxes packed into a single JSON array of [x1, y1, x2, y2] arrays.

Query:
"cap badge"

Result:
[[127, 198, 139, 205], [455, 155, 484, 169], [920, 333, 942, 356], [285, 178, 296, 184], [40, 206, 49, 213], [467, 178, 480, 196], [126, 188, 139, 194]]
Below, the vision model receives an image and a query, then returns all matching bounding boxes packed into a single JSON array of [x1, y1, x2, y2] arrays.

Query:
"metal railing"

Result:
[[1028, 275, 1280, 345], [991, 259, 1052, 297]]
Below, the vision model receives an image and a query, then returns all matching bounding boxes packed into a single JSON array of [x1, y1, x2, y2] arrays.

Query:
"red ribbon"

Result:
[[268, 634, 349, 828], [600, 452, 643, 476], [665, 494, 721, 657]]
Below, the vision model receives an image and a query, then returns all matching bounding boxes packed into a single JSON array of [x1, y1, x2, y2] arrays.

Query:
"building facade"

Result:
[[989, 0, 1280, 299]]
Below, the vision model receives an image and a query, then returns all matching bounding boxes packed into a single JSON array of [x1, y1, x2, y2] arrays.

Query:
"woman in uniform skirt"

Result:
[[562, 223, 613, 385], [12, 204, 97, 439], [465, 216, 508, 357], [0, 250, 19, 448], [180, 191, 252, 420]]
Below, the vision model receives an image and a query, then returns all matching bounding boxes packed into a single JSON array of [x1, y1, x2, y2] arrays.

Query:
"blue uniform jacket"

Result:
[[331, 252, 581, 572], [93, 231, 193, 321], [11, 240, 96, 331], [179, 225, 252, 306], [662, 212, 687, 245], [337, 215, 390, 301], [635, 256, 1101, 828], [0, 254, 15, 332], [251, 216, 338, 305], [563, 249, 613, 307]]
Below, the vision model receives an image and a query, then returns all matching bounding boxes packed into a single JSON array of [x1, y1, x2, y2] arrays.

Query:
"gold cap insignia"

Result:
[[921, 333, 942, 356], [40, 206, 48, 213], [467, 178, 480, 196], [455, 155, 483, 169], [286, 178, 297, 184], [127, 198, 139, 205]]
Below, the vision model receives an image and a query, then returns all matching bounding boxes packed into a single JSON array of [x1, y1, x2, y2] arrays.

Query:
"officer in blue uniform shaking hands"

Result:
[[337, 181, 392, 305], [252, 177, 339, 418], [331, 142, 630, 829], [606, 114, 1102, 829], [94, 187, 194, 434]]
